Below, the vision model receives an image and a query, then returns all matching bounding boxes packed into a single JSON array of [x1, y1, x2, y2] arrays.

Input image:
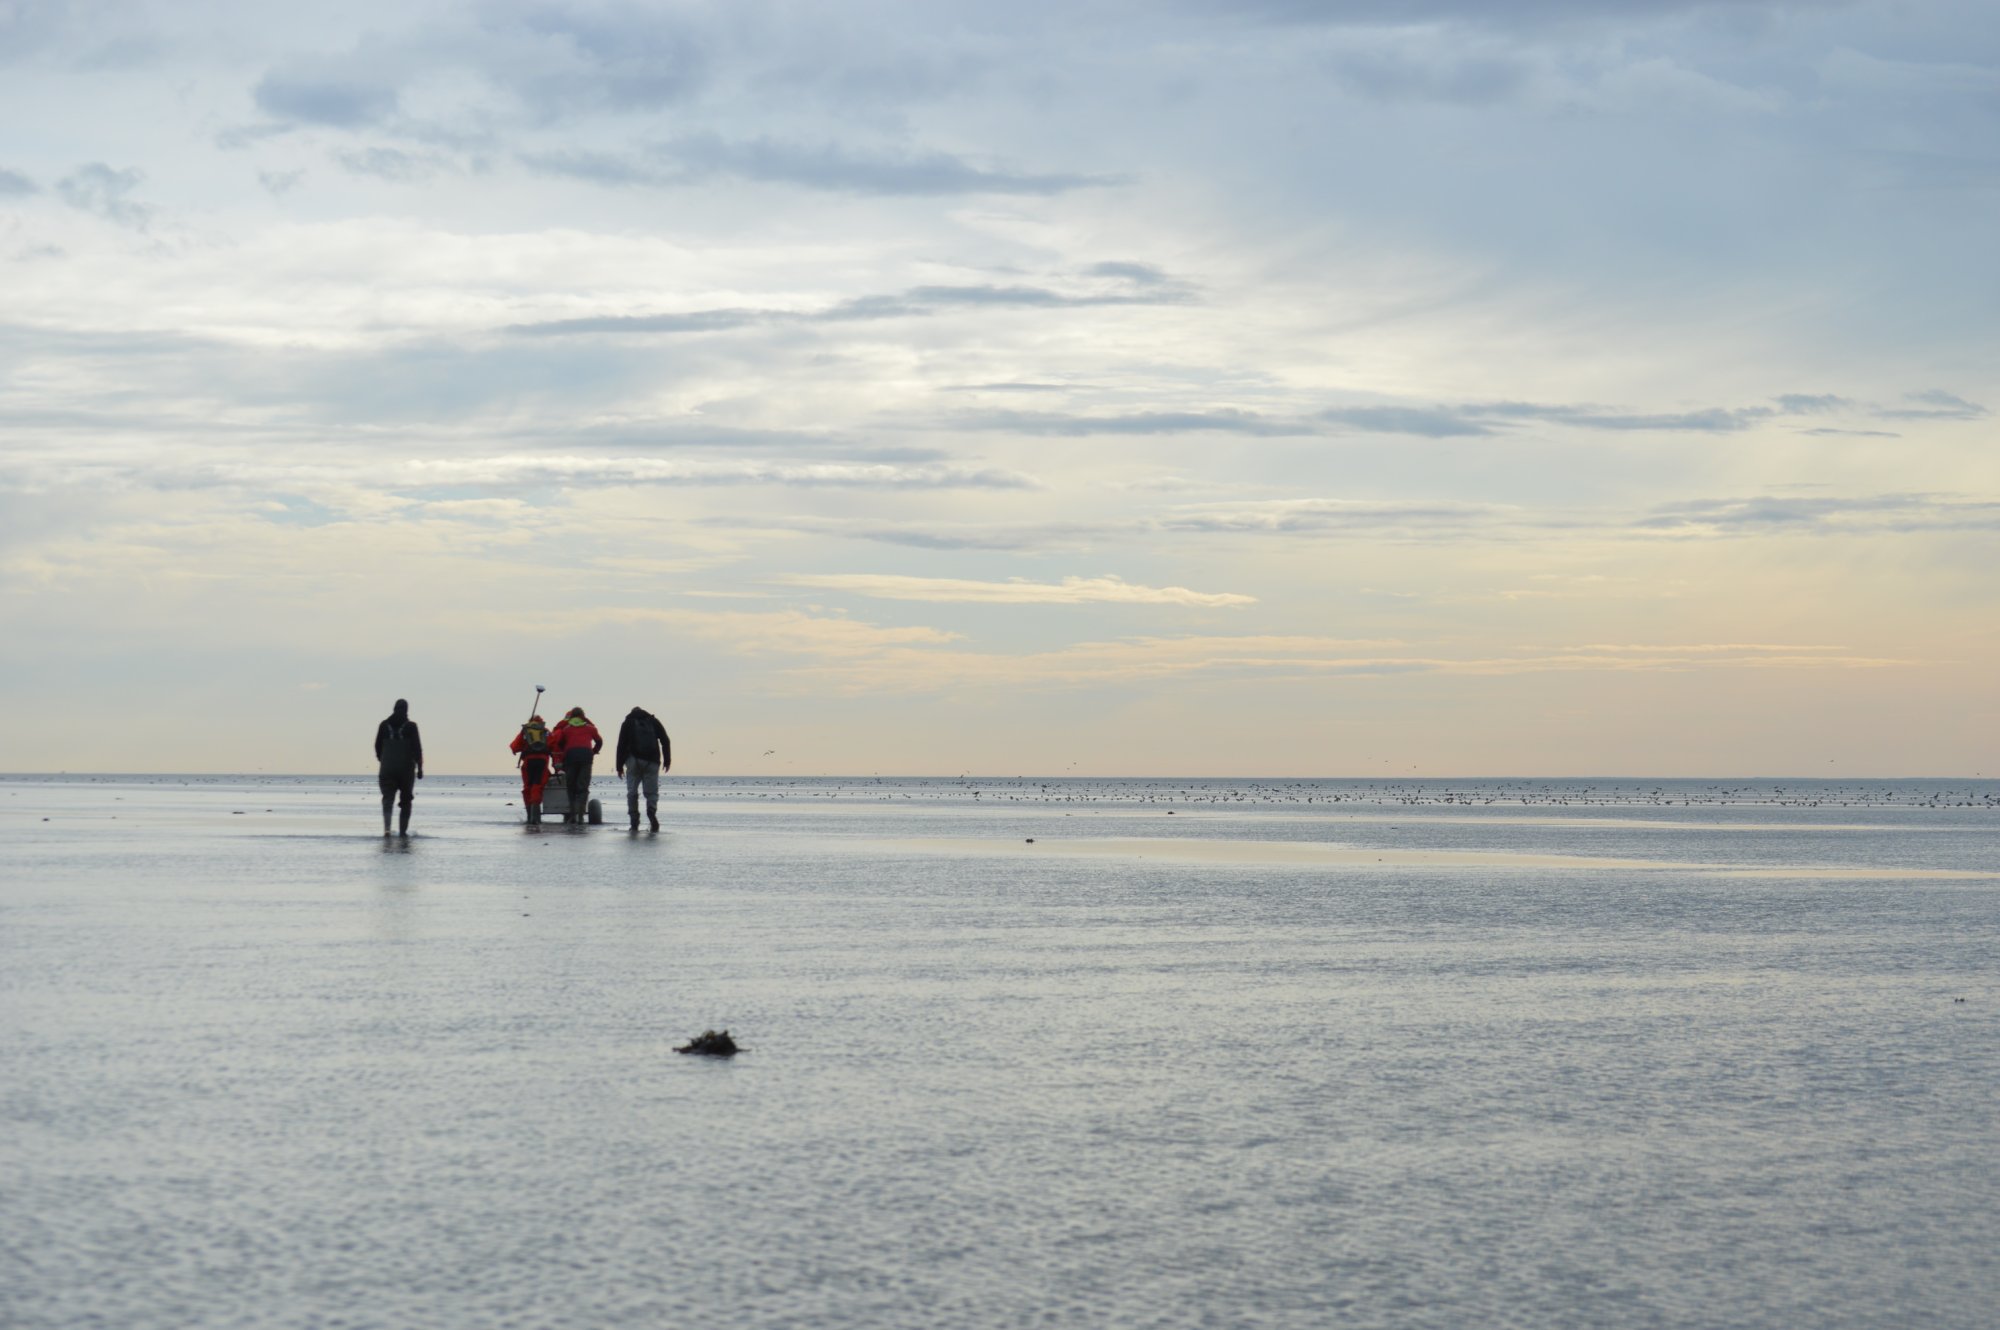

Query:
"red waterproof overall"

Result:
[[510, 728, 551, 806]]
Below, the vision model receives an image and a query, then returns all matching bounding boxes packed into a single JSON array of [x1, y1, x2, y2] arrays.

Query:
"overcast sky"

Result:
[[3, 0, 1997, 775]]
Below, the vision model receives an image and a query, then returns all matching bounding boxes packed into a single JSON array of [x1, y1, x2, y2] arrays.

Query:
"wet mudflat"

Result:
[[3, 775, 1997, 1330]]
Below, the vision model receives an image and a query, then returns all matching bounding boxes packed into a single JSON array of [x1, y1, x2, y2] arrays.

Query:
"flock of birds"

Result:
[[655, 777, 2000, 810], [24, 774, 2000, 810]]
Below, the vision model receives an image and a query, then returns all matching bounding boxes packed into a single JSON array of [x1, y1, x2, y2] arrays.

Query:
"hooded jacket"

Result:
[[548, 713, 603, 758], [616, 709, 671, 772]]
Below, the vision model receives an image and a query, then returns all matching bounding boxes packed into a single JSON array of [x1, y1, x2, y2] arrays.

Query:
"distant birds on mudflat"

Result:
[[636, 777, 1997, 811]]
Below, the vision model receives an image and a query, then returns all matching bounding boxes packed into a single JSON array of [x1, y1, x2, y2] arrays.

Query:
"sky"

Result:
[[2, 0, 1997, 776]]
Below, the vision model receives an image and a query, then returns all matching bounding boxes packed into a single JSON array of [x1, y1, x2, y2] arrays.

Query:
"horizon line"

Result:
[[2, 772, 1993, 783]]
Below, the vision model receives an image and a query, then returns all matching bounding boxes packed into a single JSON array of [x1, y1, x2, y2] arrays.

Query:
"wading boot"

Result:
[[647, 804, 659, 833], [398, 807, 411, 838]]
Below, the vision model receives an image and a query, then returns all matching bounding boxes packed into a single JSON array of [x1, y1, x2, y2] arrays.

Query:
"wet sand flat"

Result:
[[5, 773, 1999, 1330], [871, 835, 2000, 879]]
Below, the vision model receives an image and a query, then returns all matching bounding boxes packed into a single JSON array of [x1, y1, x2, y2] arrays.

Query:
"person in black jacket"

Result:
[[614, 706, 671, 832], [373, 699, 424, 837]]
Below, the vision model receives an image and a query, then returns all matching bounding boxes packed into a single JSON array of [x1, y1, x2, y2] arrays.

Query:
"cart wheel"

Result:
[[586, 798, 603, 825]]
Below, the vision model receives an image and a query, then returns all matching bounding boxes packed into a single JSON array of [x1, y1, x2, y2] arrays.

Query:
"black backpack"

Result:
[[379, 721, 418, 767]]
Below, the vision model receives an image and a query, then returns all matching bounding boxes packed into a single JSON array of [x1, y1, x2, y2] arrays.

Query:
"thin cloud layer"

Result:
[[1641, 493, 2000, 534], [1162, 498, 1521, 534], [508, 269, 1190, 336], [783, 573, 1257, 607], [397, 457, 1042, 492], [54, 163, 151, 229], [583, 607, 1920, 696], [524, 135, 1113, 196], [942, 393, 1969, 439]]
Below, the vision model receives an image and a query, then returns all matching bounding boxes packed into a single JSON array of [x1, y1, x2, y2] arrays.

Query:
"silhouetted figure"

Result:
[[548, 707, 603, 822], [511, 714, 553, 824], [616, 706, 672, 831], [374, 699, 424, 836]]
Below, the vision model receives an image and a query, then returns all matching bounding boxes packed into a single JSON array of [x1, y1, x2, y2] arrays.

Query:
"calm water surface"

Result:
[[3, 775, 1997, 1329]]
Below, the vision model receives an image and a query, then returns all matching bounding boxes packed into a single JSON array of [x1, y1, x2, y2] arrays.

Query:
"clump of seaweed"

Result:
[[676, 1029, 740, 1056]]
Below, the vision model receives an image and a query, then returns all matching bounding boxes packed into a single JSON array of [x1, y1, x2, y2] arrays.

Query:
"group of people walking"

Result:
[[510, 705, 672, 830], [372, 698, 671, 835]]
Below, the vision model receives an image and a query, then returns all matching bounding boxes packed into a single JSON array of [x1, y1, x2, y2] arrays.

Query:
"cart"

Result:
[[535, 766, 602, 825]]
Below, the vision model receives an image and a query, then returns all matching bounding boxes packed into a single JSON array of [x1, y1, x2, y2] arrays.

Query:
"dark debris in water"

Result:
[[675, 1029, 740, 1056]]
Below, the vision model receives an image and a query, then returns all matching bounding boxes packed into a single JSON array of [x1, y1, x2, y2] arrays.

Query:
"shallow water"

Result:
[[3, 775, 1998, 1329]]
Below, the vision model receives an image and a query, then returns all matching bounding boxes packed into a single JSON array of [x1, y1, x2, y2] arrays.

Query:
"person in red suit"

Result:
[[510, 715, 553, 824], [547, 707, 604, 822]]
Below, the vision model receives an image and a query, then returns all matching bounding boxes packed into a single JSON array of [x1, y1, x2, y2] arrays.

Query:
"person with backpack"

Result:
[[614, 706, 672, 832], [510, 714, 553, 824], [373, 698, 424, 837], [547, 707, 603, 822]]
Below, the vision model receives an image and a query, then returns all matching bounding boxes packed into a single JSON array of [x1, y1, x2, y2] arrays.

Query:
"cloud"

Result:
[[710, 515, 1125, 552], [228, 4, 711, 147], [1363, 394, 1954, 437], [782, 573, 1257, 607], [253, 67, 399, 128], [1162, 497, 1520, 534], [399, 456, 1039, 491], [513, 148, 655, 187], [0, 168, 37, 197], [951, 408, 1310, 436], [944, 382, 1081, 393], [498, 4, 707, 115], [260, 495, 339, 527], [335, 147, 452, 183], [1, 450, 1042, 503], [54, 163, 151, 229], [1162, 491, 2000, 544], [1325, 45, 1534, 105], [579, 607, 1916, 695], [1471, 401, 1776, 432], [1775, 393, 1854, 414], [1083, 261, 1173, 285], [508, 305, 773, 335], [576, 606, 964, 660], [1876, 389, 1989, 421], [522, 134, 1114, 196], [1196, 0, 1762, 28], [951, 395, 1806, 439], [896, 282, 1178, 308], [256, 168, 304, 196], [0, 0, 78, 67], [1570, 642, 1851, 654], [1319, 405, 1496, 436], [668, 133, 1115, 195], [507, 273, 1189, 335], [1639, 493, 2000, 534]]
